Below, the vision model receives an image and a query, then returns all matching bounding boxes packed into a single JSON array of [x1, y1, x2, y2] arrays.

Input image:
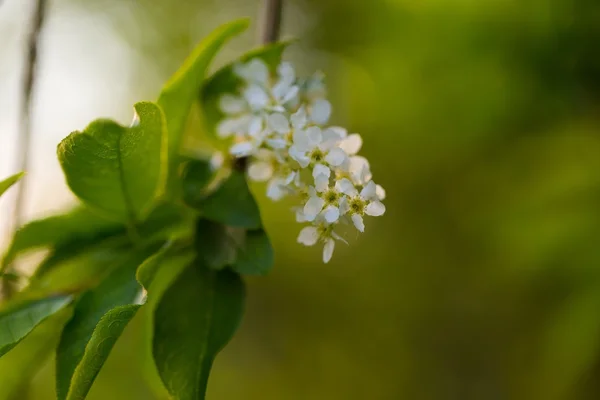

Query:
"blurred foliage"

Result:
[[4, 0, 600, 398]]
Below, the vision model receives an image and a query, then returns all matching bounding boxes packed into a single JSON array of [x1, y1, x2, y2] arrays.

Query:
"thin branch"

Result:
[[11, 0, 48, 232], [2, 0, 48, 299], [260, 0, 283, 44]]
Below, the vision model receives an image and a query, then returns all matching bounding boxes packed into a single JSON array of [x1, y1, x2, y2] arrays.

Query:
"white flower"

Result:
[[234, 59, 299, 113], [303, 181, 346, 223], [229, 127, 268, 157], [338, 180, 386, 232], [211, 59, 387, 263], [271, 62, 300, 107], [234, 58, 270, 85], [288, 126, 348, 179], [247, 149, 299, 201], [297, 221, 346, 263], [309, 99, 332, 125]]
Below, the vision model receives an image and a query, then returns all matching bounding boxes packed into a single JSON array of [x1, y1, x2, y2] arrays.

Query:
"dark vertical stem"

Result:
[[2, 0, 48, 299], [260, 0, 283, 44], [11, 0, 48, 231], [10, 0, 48, 233]]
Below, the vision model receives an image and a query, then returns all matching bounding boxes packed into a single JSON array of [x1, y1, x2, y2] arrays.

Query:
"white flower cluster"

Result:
[[216, 58, 386, 263]]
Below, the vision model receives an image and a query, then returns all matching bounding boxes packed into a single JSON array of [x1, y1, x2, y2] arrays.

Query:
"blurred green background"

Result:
[[3, 0, 600, 399]]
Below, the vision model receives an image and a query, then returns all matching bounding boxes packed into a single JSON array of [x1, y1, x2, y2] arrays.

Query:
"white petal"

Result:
[[217, 119, 236, 138], [321, 128, 343, 146], [339, 134, 363, 155], [291, 107, 307, 129], [349, 156, 372, 184], [272, 81, 289, 102], [283, 171, 296, 185], [219, 94, 246, 114], [376, 184, 386, 201], [305, 126, 323, 147], [351, 214, 365, 232], [310, 99, 332, 125], [323, 206, 340, 223], [331, 231, 348, 245], [289, 145, 310, 168], [281, 86, 299, 104], [266, 138, 287, 149], [322, 239, 335, 263], [335, 178, 359, 197], [325, 147, 347, 167], [248, 161, 273, 182], [305, 72, 326, 98], [297, 227, 319, 246], [267, 180, 286, 201], [244, 85, 270, 110], [361, 181, 377, 199], [312, 163, 331, 180], [268, 113, 290, 133], [338, 197, 350, 214], [248, 116, 264, 137], [230, 142, 254, 157], [365, 200, 386, 216], [295, 208, 308, 222], [245, 59, 269, 85], [278, 62, 296, 84], [292, 130, 310, 150], [314, 174, 329, 192], [327, 126, 348, 139], [303, 196, 326, 221], [349, 155, 370, 174]]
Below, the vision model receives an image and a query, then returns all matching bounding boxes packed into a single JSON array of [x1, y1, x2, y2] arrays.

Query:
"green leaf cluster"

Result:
[[0, 18, 288, 400]]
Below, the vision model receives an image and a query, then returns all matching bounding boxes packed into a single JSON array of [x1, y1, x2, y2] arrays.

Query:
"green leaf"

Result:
[[2, 206, 122, 267], [0, 295, 72, 358], [157, 18, 249, 185], [199, 41, 291, 138], [194, 219, 241, 270], [0, 307, 72, 400], [182, 159, 215, 206], [26, 236, 132, 295], [56, 243, 163, 400], [141, 250, 195, 398], [153, 262, 245, 400], [193, 220, 273, 275], [0, 172, 24, 197], [188, 171, 261, 229], [136, 242, 176, 290], [231, 229, 274, 276], [57, 101, 167, 222]]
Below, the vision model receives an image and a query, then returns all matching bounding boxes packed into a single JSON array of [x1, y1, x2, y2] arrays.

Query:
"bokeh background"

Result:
[[2, 0, 600, 399]]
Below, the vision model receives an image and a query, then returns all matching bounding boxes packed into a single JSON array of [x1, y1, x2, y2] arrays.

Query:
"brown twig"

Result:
[[2, 0, 48, 299], [11, 0, 48, 231], [10, 0, 48, 233], [260, 0, 283, 44]]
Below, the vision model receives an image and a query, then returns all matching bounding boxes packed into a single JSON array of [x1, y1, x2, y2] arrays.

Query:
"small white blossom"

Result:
[[211, 58, 386, 263], [303, 181, 346, 224], [297, 220, 346, 263], [338, 180, 386, 232]]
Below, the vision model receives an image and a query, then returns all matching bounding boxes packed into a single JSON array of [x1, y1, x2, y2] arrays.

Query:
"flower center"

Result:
[[316, 223, 333, 239], [323, 188, 340, 206], [310, 148, 325, 163], [349, 197, 366, 215]]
